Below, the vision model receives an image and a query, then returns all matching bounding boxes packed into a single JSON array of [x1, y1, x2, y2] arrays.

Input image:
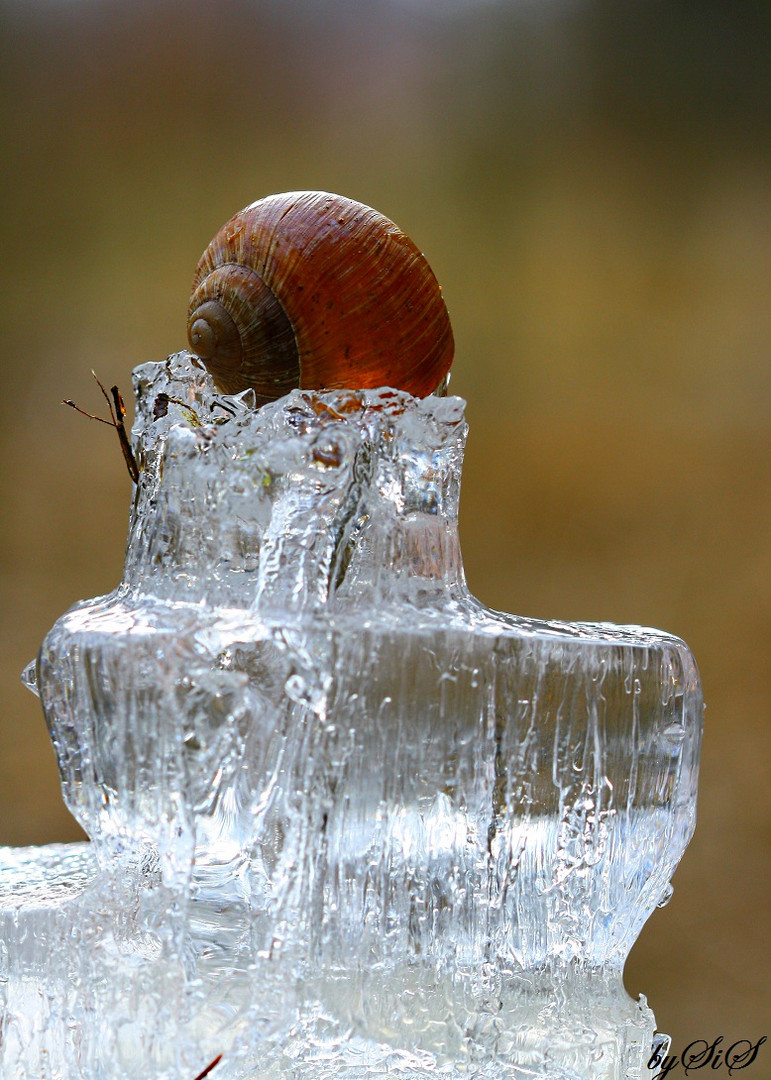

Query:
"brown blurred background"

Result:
[[0, 0, 768, 1054]]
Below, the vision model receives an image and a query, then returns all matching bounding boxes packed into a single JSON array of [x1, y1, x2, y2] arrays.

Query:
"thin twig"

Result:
[[109, 383, 140, 483], [62, 401, 114, 427], [62, 371, 140, 484], [192, 1054, 223, 1080]]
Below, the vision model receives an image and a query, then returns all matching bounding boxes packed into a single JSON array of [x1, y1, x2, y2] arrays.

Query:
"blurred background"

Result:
[[0, 0, 768, 1052]]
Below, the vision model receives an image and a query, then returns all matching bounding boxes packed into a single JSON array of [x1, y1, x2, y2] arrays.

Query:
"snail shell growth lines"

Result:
[[187, 191, 454, 401]]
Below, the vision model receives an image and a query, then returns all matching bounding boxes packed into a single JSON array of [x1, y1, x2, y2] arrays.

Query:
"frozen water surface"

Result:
[[1, 353, 701, 1079]]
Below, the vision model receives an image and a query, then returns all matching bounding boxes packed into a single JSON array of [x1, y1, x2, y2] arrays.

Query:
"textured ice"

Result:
[[2, 352, 702, 1079]]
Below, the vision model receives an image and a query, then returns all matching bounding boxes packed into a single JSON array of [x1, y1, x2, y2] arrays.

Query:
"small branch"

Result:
[[62, 401, 114, 427], [192, 1055, 223, 1080], [109, 383, 140, 484], [63, 371, 140, 484]]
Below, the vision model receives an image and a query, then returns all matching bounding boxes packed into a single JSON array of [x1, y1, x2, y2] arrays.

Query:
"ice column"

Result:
[[2, 352, 702, 1080]]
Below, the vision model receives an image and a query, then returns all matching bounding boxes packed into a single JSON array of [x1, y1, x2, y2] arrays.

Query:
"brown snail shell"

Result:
[[187, 191, 454, 401]]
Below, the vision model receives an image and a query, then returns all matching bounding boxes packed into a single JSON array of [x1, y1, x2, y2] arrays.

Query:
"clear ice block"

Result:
[[2, 352, 702, 1079]]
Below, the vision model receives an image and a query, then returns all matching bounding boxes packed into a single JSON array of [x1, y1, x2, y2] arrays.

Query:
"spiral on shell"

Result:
[[187, 191, 454, 401]]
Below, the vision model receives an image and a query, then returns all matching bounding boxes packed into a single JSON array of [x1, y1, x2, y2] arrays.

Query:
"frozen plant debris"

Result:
[[63, 370, 139, 483]]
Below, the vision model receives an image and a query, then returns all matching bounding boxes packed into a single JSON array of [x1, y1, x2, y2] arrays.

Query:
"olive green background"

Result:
[[0, 0, 768, 1054]]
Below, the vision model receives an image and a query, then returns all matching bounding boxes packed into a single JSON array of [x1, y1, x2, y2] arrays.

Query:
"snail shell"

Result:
[[187, 191, 454, 400]]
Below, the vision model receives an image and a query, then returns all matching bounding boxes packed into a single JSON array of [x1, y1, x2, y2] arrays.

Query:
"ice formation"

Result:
[[1, 353, 702, 1079]]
